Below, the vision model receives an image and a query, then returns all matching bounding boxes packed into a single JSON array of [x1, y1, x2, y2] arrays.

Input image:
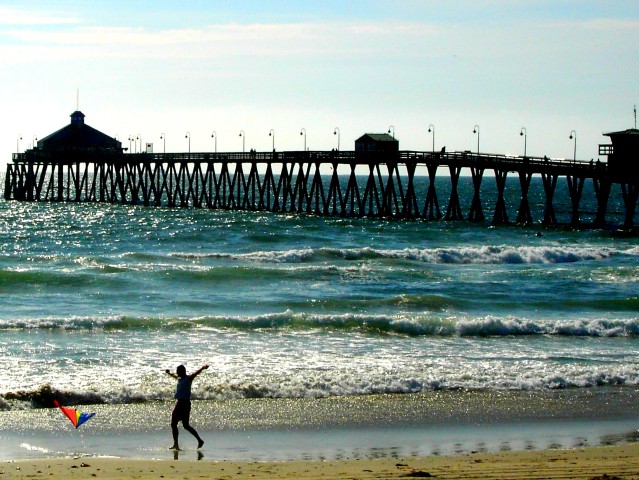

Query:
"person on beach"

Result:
[[165, 364, 208, 450]]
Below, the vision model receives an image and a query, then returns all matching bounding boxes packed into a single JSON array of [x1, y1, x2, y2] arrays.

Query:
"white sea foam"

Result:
[[2, 313, 639, 338], [166, 244, 631, 265]]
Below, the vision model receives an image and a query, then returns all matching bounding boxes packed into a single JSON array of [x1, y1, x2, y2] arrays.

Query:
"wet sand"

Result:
[[3, 443, 639, 479], [2, 388, 639, 479]]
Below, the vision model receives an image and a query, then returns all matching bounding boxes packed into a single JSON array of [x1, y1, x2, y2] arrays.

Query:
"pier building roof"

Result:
[[355, 133, 399, 152], [604, 128, 639, 138], [36, 111, 122, 153]]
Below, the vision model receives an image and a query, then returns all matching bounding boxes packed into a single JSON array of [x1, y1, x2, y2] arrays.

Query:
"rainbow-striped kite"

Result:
[[54, 400, 96, 428]]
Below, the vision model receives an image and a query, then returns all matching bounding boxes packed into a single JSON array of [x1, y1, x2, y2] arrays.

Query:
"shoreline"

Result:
[[3, 443, 639, 479], [2, 388, 639, 464]]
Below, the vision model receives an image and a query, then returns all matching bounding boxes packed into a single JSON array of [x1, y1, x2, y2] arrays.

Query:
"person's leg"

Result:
[[183, 419, 204, 448], [170, 404, 180, 449], [182, 402, 203, 448]]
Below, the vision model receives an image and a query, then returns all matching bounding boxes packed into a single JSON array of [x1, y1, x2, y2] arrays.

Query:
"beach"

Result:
[[3, 444, 639, 479], [2, 390, 639, 478]]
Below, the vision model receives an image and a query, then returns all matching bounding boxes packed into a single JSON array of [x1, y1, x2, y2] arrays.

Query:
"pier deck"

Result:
[[4, 149, 638, 229]]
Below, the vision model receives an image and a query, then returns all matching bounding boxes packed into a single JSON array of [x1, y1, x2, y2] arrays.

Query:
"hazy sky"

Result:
[[1, 1, 637, 165]]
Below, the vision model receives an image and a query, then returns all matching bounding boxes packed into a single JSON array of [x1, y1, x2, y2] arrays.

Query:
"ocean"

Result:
[[1, 173, 638, 460]]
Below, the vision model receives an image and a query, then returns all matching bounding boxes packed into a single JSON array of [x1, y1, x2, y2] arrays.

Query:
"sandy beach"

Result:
[[2, 443, 638, 479]]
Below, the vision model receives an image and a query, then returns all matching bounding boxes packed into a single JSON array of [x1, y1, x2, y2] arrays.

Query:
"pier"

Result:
[[4, 112, 639, 229]]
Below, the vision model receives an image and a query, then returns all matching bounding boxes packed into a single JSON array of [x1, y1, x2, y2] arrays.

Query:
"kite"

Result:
[[54, 399, 96, 428]]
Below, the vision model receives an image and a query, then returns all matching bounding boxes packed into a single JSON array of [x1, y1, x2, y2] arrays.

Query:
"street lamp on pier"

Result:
[[388, 125, 395, 140], [300, 128, 306, 151], [520, 127, 527, 158], [128, 136, 134, 153], [185, 132, 190, 153], [160, 133, 166, 154], [16, 135, 22, 154], [569, 130, 577, 162], [211, 131, 217, 153], [239, 130, 245, 153], [137, 134, 142, 153], [428, 124, 435, 152], [333, 127, 340, 151], [473, 125, 480, 156], [269, 129, 275, 151]]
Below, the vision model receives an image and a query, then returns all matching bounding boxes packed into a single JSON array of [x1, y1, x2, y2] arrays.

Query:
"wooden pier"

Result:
[[4, 149, 638, 229], [4, 111, 638, 228]]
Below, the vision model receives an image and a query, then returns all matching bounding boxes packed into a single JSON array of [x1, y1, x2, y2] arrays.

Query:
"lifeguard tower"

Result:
[[599, 126, 639, 228]]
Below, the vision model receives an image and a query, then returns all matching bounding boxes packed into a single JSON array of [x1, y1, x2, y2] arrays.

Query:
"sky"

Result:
[[1, 0, 638, 165]]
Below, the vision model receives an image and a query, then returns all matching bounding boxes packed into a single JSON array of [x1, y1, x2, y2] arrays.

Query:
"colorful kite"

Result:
[[54, 400, 96, 428]]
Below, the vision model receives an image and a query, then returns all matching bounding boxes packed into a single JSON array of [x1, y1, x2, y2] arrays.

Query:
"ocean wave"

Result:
[[2, 312, 638, 337], [0, 384, 155, 410], [3, 369, 639, 410], [170, 244, 633, 265]]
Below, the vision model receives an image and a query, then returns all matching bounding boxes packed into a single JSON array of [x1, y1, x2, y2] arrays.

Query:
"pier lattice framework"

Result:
[[4, 150, 639, 228]]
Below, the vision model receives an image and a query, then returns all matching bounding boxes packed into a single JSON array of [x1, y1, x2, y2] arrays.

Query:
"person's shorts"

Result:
[[172, 400, 191, 424]]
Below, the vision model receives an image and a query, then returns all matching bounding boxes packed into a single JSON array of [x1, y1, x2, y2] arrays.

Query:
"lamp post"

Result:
[[300, 128, 306, 151], [388, 125, 395, 139], [128, 136, 134, 153], [333, 127, 340, 151], [185, 132, 190, 153], [16, 135, 22, 154], [32, 136, 38, 149], [160, 133, 166, 154], [569, 130, 577, 162], [239, 130, 245, 153], [520, 127, 527, 158], [269, 129, 275, 151], [211, 131, 217, 153], [473, 125, 480, 156], [428, 124, 435, 152], [137, 134, 142, 153]]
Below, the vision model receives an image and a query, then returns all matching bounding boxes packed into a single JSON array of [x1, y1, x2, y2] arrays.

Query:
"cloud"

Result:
[[0, 7, 80, 26], [3, 21, 441, 60], [545, 18, 639, 30]]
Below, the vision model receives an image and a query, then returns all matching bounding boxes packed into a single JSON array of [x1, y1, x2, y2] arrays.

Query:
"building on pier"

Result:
[[36, 111, 122, 154], [355, 133, 398, 153], [600, 128, 639, 180]]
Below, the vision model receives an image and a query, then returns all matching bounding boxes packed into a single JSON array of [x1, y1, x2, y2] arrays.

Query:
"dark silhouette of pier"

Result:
[[4, 111, 639, 229], [5, 149, 638, 229]]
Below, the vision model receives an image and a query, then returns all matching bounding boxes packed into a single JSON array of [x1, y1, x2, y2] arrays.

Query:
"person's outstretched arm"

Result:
[[165, 369, 178, 379], [190, 365, 209, 379]]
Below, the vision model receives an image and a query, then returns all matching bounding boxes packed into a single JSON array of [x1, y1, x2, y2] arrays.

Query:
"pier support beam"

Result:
[[541, 172, 558, 226], [445, 166, 463, 220], [566, 175, 585, 227], [402, 162, 420, 218], [326, 162, 343, 216], [516, 170, 533, 225], [592, 177, 611, 227], [423, 163, 441, 221], [467, 166, 485, 222], [381, 162, 403, 217], [362, 164, 382, 217], [492, 169, 509, 224], [344, 163, 362, 217], [308, 162, 326, 215]]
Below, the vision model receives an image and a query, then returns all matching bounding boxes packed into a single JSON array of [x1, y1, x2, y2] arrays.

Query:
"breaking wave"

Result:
[[2, 312, 638, 337], [172, 244, 634, 265]]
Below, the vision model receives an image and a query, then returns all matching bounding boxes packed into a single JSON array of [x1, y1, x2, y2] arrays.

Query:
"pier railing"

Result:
[[4, 149, 638, 228]]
